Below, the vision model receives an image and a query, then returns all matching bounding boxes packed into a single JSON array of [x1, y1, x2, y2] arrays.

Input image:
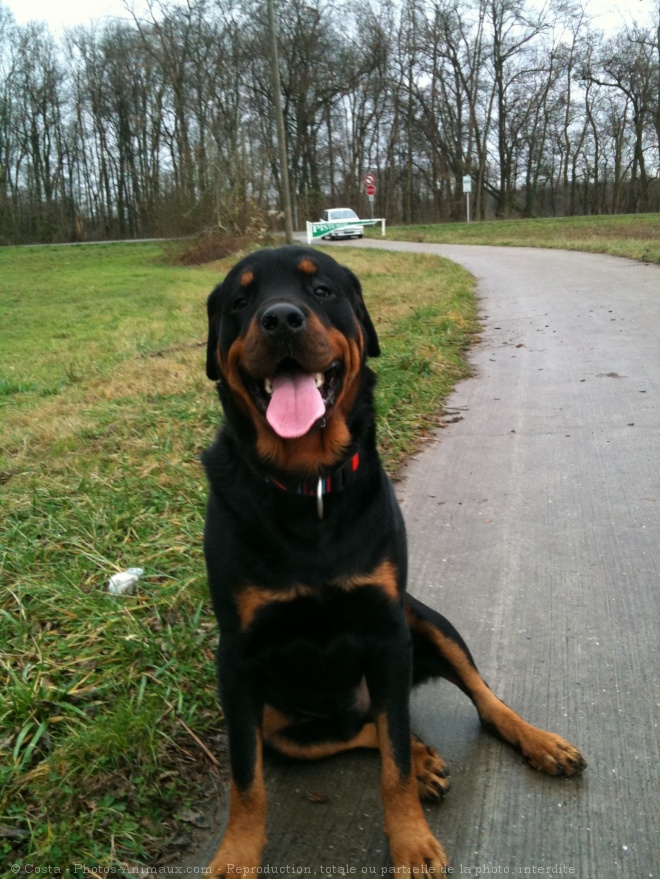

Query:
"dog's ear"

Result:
[[206, 284, 222, 380], [344, 266, 380, 358]]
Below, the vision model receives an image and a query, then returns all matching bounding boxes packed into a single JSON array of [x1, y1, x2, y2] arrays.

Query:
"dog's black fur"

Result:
[[202, 245, 585, 873]]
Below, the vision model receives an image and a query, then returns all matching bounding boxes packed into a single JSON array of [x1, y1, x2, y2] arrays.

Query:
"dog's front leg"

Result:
[[367, 622, 449, 873], [209, 637, 267, 876]]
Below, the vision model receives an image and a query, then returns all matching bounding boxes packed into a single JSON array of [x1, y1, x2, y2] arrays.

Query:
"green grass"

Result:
[[0, 243, 219, 398], [0, 242, 477, 872], [370, 213, 660, 263]]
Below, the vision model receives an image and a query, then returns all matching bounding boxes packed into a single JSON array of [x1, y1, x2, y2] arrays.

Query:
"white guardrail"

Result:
[[306, 218, 386, 244]]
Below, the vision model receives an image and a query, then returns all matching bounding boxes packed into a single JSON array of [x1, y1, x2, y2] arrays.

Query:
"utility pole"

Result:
[[267, 0, 294, 244]]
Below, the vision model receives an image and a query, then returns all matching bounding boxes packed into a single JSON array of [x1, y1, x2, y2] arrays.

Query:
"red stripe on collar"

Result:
[[264, 452, 360, 497]]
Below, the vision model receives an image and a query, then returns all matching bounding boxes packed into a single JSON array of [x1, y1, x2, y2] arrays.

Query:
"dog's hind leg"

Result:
[[262, 707, 450, 800], [405, 594, 587, 777]]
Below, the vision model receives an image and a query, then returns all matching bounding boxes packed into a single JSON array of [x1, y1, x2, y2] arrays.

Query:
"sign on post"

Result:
[[463, 176, 472, 223], [364, 174, 377, 218]]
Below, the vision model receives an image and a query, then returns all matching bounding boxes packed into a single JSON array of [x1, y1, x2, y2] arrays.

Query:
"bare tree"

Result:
[[583, 22, 658, 212], [0, 0, 657, 244]]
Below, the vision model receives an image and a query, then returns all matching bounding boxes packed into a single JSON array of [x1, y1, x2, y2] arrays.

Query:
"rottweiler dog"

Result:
[[202, 245, 586, 874]]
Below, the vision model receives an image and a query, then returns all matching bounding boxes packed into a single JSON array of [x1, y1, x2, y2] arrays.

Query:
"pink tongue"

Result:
[[266, 371, 326, 438]]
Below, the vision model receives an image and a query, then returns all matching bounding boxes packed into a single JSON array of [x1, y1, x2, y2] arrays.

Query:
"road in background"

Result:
[[176, 242, 659, 877]]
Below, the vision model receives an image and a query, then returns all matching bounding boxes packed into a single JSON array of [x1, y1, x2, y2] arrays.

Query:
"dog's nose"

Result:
[[260, 302, 306, 335]]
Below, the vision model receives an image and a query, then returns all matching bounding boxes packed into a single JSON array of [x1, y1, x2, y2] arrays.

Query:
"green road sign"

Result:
[[306, 218, 386, 243]]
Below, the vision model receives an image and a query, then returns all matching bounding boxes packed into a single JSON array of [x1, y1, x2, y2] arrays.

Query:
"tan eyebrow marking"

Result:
[[240, 269, 254, 287], [298, 258, 318, 275]]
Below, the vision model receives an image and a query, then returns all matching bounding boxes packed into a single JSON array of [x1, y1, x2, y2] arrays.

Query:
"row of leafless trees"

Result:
[[0, 0, 658, 244]]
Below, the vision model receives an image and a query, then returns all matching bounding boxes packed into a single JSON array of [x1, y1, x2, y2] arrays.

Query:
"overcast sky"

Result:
[[1, 0, 655, 35]]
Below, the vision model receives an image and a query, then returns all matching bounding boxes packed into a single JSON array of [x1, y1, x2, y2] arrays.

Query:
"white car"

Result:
[[320, 208, 364, 240]]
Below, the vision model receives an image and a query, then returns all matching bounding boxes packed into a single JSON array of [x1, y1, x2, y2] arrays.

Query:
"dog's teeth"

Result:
[[315, 373, 324, 389], [264, 378, 273, 395]]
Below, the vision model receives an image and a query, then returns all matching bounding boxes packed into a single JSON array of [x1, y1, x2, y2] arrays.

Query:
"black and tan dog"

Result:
[[202, 245, 586, 873]]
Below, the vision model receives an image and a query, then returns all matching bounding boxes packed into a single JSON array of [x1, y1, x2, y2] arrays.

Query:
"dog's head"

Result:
[[206, 246, 380, 473]]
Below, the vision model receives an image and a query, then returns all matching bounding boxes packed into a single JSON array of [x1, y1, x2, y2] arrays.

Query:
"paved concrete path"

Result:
[[178, 243, 659, 878]]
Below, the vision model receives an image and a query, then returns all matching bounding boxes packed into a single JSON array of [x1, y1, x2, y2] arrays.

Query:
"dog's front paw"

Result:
[[389, 827, 449, 874], [208, 836, 265, 877]]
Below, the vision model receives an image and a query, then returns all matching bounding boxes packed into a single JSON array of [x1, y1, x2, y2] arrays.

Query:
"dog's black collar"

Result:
[[263, 452, 360, 519]]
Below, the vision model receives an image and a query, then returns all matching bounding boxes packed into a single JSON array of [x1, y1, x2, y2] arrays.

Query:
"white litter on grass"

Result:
[[107, 567, 144, 595]]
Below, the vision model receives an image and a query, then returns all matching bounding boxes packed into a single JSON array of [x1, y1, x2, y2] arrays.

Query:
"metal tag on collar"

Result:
[[317, 477, 324, 519]]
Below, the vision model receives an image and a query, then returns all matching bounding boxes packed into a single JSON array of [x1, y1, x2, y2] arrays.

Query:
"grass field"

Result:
[[376, 213, 660, 263], [0, 242, 477, 870]]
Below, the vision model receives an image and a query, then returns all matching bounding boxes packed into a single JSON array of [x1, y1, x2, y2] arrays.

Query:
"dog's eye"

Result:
[[313, 285, 333, 299], [231, 297, 248, 313]]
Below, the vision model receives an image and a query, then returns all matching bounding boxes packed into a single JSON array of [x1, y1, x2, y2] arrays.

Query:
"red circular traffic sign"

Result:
[[364, 172, 376, 186], [365, 183, 376, 196]]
